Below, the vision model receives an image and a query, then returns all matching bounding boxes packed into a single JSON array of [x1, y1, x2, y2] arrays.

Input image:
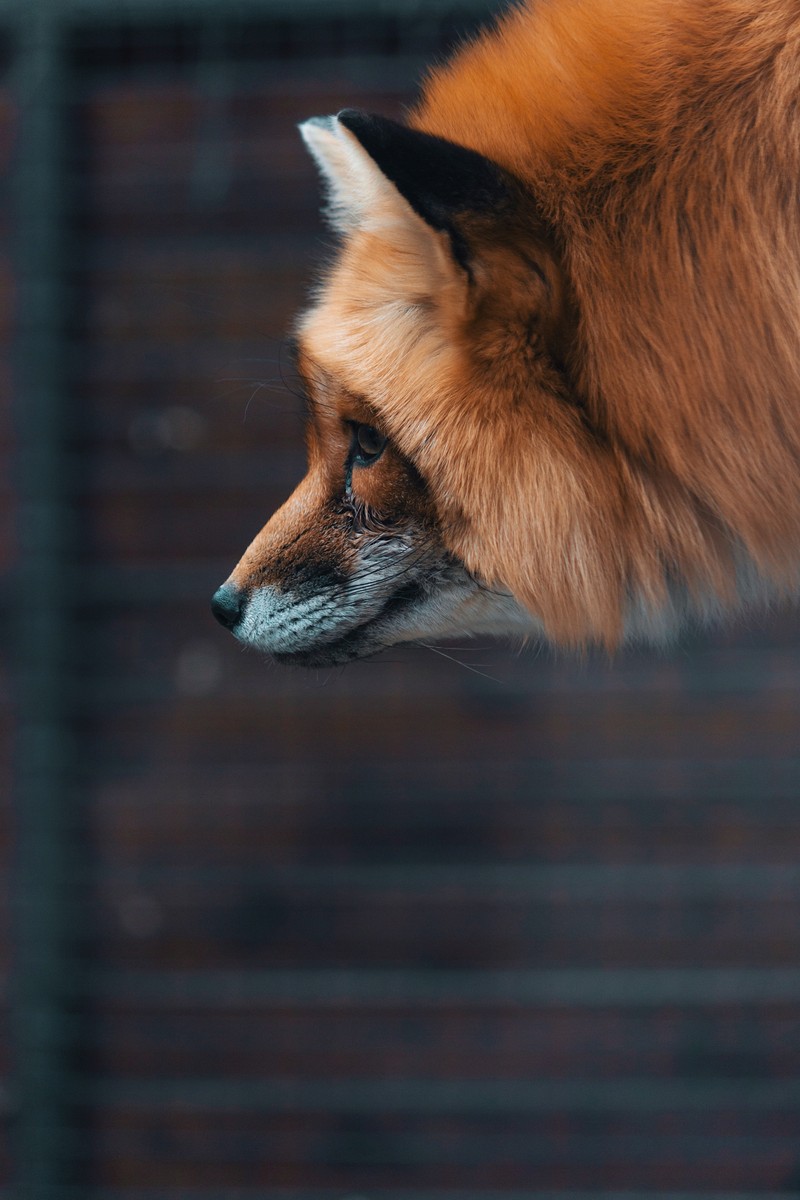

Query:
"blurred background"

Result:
[[3, 0, 800, 1196]]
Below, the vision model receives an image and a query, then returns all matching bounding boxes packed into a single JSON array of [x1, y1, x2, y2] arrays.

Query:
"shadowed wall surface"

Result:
[[3, 2, 800, 1195]]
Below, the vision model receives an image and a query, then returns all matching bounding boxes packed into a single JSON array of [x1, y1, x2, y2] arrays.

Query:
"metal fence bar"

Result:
[[71, 1193, 800, 1200], [69, 1193, 800, 1200], [85, 1075, 800, 1113], [9, 5, 84, 1196], [0, 0, 503, 17], [92, 966, 800, 1008], [85, 861, 800, 896]]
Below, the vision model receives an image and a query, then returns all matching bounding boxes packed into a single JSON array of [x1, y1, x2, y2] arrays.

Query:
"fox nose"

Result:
[[211, 582, 244, 630]]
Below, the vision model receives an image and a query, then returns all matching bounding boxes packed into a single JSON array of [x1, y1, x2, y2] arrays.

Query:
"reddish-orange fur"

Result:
[[398, 0, 800, 643]]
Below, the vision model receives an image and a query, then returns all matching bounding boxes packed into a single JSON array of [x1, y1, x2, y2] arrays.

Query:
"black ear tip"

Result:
[[330, 107, 517, 255], [336, 108, 376, 136]]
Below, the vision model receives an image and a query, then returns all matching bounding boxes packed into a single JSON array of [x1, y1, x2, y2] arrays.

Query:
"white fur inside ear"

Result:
[[299, 114, 416, 234]]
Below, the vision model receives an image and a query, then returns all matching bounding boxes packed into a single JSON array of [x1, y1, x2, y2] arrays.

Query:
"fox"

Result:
[[212, 0, 800, 665]]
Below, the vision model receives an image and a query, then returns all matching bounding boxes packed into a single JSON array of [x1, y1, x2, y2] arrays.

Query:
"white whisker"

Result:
[[418, 642, 504, 683]]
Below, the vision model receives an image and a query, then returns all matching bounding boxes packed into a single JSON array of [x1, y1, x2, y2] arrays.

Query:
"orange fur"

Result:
[[415, 0, 673, 179], [410, 0, 800, 610]]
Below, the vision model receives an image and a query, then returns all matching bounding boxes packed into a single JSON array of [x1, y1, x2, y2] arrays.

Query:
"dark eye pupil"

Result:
[[356, 424, 386, 460]]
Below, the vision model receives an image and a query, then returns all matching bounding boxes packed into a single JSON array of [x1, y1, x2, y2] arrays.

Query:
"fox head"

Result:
[[211, 109, 723, 663], [211, 110, 584, 664]]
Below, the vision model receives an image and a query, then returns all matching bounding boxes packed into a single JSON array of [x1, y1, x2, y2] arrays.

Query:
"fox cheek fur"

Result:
[[214, 0, 800, 662]]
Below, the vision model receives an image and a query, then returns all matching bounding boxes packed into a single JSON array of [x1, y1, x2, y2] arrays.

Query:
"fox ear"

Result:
[[299, 109, 513, 265]]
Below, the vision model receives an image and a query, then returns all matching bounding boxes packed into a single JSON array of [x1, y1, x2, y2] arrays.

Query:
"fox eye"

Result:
[[353, 423, 387, 465]]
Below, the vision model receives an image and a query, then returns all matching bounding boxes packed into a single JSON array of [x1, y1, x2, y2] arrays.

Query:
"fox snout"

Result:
[[210, 441, 479, 665], [210, 533, 466, 667]]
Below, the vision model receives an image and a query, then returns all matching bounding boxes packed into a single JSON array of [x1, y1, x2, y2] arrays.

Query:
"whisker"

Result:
[[417, 642, 504, 684], [243, 381, 268, 423], [216, 375, 284, 384], [211, 376, 305, 416]]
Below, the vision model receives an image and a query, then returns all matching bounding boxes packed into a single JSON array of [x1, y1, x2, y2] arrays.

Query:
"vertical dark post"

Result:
[[10, 5, 80, 1194]]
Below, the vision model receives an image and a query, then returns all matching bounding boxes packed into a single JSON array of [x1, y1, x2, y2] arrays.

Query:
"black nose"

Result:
[[211, 582, 244, 630]]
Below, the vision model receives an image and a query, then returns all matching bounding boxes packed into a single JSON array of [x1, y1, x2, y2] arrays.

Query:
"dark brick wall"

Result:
[[4, 8, 800, 1195]]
